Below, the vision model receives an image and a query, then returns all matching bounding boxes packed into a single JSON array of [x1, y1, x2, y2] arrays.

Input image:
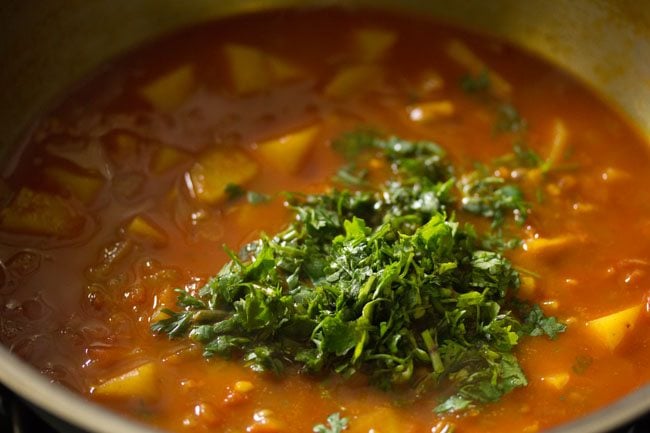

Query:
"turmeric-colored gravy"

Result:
[[1, 8, 650, 433]]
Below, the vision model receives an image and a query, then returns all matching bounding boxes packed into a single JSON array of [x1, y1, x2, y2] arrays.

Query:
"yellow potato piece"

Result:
[[150, 146, 189, 174], [93, 362, 158, 399], [354, 28, 397, 62], [0, 188, 83, 237], [126, 215, 168, 246], [267, 55, 303, 82], [523, 235, 580, 259], [407, 100, 455, 123], [518, 275, 537, 298], [324, 64, 382, 98], [256, 126, 319, 175], [139, 65, 195, 112], [542, 372, 570, 390], [224, 43, 303, 95], [586, 305, 642, 351], [546, 118, 569, 169], [43, 165, 104, 204], [224, 44, 270, 94], [188, 148, 258, 204], [348, 407, 416, 433]]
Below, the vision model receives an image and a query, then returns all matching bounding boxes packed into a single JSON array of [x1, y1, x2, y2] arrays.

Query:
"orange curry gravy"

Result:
[[1, 8, 650, 433]]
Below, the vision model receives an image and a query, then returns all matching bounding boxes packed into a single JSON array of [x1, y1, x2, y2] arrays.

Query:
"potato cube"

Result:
[[585, 305, 642, 351], [150, 146, 189, 174], [324, 64, 382, 98], [223, 44, 303, 95], [541, 372, 570, 390], [188, 148, 258, 204], [546, 118, 568, 168], [92, 362, 158, 399], [348, 406, 416, 433], [354, 28, 397, 62], [43, 165, 104, 204], [407, 100, 455, 123], [523, 235, 580, 259], [0, 188, 83, 237], [267, 55, 303, 82], [518, 275, 537, 298], [126, 215, 168, 246], [139, 65, 195, 112], [224, 44, 270, 94], [256, 125, 319, 175]]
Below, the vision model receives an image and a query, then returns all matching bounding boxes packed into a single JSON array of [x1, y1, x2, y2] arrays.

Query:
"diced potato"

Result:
[[92, 362, 158, 399], [223, 44, 303, 95], [150, 307, 171, 323], [234, 380, 255, 393], [224, 44, 270, 94], [546, 118, 568, 168], [267, 55, 303, 82], [585, 305, 642, 351], [324, 64, 382, 98], [541, 372, 570, 390], [150, 146, 189, 174], [246, 409, 285, 433], [407, 100, 455, 122], [188, 148, 258, 204], [125, 215, 168, 246], [348, 407, 416, 433], [519, 275, 537, 298], [445, 39, 511, 99], [0, 188, 83, 237], [523, 235, 580, 259], [256, 125, 319, 174], [354, 28, 397, 62], [149, 286, 179, 323], [431, 421, 456, 433], [139, 65, 195, 112], [43, 165, 104, 204]]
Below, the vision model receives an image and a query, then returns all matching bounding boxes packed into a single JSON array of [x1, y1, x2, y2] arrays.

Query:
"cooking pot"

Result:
[[0, 1, 649, 432]]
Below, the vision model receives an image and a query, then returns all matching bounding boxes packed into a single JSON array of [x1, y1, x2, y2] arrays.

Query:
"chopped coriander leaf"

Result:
[[512, 141, 543, 168], [247, 191, 271, 204], [224, 183, 245, 200], [572, 354, 593, 375], [461, 70, 491, 93], [523, 304, 567, 339], [331, 128, 382, 159], [334, 164, 369, 186], [153, 130, 565, 413], [458, 167, 529, 228], [313, 413, 348, 433], [495, 104, 527, 134]]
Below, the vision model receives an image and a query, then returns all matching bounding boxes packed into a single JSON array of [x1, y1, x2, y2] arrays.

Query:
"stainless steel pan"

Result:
[[1, 1, 649, 432]]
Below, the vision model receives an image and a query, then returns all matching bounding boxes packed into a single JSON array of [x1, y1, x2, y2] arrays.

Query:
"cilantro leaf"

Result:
[[313, 413, 348, 433], [152, 130, 566, 413]]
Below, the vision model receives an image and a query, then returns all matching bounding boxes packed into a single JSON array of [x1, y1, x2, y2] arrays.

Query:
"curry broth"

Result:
[[1, 8, 650, 433]]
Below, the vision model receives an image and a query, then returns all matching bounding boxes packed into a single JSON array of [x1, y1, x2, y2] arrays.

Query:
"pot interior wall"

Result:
[[1, 0, 649, 159], [0, 1, 650, 433]]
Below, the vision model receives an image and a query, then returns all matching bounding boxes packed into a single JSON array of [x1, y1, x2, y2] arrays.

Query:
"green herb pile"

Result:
[[152, 131, 565, 412]]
